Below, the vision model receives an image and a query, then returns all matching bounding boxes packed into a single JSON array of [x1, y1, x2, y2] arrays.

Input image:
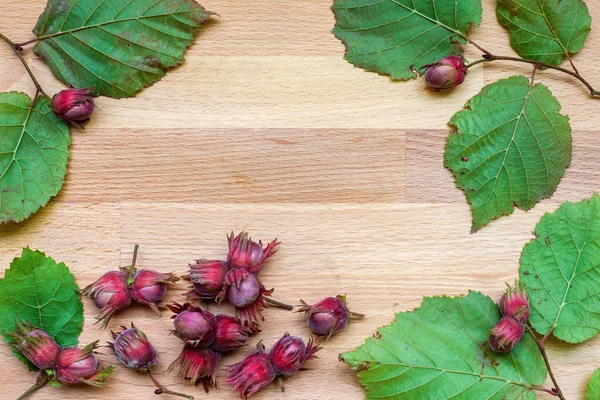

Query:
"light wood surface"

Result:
[[1, 1, 600, 399]]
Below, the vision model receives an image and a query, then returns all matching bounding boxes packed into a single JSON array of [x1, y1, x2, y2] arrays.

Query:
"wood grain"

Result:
[[1, 0, 600, 399]]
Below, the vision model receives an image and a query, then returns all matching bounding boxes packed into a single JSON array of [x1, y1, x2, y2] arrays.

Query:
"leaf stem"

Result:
[[17, 371, 49, 400], [565, 53, 579, 75], [526, 325, 565, 400], [466, 55, 600, 97], [0, 31, 49, 99], [446, 27, 493, 59], [530, 62, 541, 87], [265, 297, 294, 310], [147, 370, 194, 400], [13, 38, 40, 48], [540, 329, 553, 348], [466, 38, 493, 59], [533, 386, 560, 397]]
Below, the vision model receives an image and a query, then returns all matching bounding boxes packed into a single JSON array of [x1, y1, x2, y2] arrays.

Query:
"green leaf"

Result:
[[332, 0, 482, 80], [445, 75, 571, 232], [587, 368, 600, 400], [520, 194, 600, 344], [497, 0, 591, 67], [341, 292, 546, 400], [0, 92, 70, 224], [33, 0, 213, 98], [0, 248, 83, 368]]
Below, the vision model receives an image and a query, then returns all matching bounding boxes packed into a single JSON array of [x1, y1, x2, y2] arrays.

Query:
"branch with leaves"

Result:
[[332, 2, 600, 395], [332, 0, 596, 232], [342, 194, 600, 399], [0, 0, 213, 225]]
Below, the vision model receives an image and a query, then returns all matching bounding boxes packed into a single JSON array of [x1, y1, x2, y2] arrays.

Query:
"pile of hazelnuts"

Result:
[[83, 232, 364, 399]]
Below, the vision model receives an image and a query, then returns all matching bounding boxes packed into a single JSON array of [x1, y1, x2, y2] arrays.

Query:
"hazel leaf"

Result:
[[445, 75, 571, 232], [0, 92, 70, 224], [585, 368, 600, 400], [587, 368, 600, 400], [0, 248, 84, 369], [331, 0, 482, 80], [497, 0, 591, 67], [341, 291, 546, 399], [521, 194, 600, 344], [33, 0, 213, 98]]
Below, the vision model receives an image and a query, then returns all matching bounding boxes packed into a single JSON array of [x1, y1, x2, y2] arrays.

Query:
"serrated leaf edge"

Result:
[[0, 92, 70, 224], [340, 291, 540, 398], [32, 1, 215, 98], [445, 75, 571, 232], [331, 0, 481, 81], [520, 193, 600, 344], [0, 247, 83, 349]]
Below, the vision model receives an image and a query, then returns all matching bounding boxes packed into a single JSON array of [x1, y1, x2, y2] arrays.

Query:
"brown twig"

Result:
[[526, 325, 565, 400], [467, 55, 600, 97], [265, 297, 294, 310], [0, 31, 49, 99]]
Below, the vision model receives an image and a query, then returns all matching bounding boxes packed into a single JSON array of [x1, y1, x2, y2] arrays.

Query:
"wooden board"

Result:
[[1, 1, 600, 399]]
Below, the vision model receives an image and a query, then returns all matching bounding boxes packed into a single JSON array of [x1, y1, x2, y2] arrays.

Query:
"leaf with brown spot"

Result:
[[445, 76, 571, 232], [33, 0, 214, 98], [342, 292, 546, 399]]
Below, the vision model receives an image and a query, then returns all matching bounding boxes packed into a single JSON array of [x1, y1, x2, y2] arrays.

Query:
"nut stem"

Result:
[[131, 244, 140, 270], [148, 370, 194, 400], [17, 371, 49, 400], [264, 297, 294, 310], [350, 311, 365, 319]]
